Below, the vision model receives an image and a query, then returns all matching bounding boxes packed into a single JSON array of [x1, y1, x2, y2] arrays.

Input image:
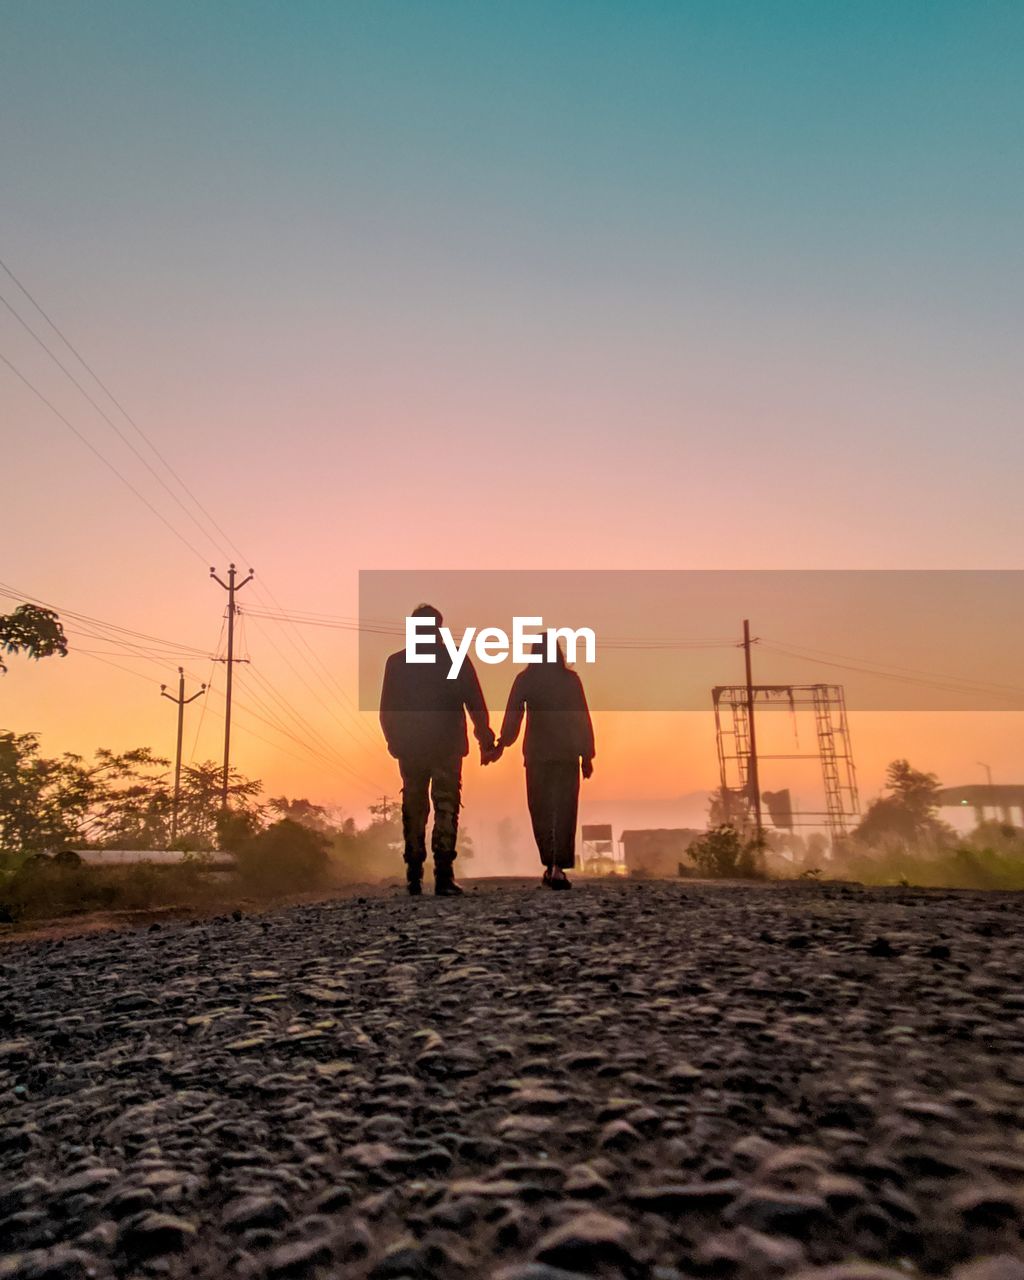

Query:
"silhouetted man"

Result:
[[379, 604, 497, 896]]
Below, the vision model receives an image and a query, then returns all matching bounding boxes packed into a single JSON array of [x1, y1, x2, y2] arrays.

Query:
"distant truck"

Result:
[[620, 828, 704, 878]]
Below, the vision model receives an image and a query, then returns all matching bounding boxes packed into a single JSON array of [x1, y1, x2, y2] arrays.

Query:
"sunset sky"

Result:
[[2, 2, 1022, 869]]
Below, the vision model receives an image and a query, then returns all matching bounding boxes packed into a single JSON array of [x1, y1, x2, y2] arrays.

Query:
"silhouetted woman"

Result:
[[498, 642, 595, 889]]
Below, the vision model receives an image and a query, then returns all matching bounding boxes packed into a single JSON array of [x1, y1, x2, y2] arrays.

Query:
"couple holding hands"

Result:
[[379, 603, 595, 896]]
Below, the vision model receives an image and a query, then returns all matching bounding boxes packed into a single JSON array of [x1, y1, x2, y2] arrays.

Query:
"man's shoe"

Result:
[[406, 861, 424, 896], [434, 875, 464, 897], [549, 868, 572, 891]]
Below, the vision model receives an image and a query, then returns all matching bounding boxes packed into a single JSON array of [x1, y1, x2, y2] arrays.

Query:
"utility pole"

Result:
[[742, 619, 763, 844], [369, 795, 396, 823], [210, 563, 254, 808], [160, 668, 206, 844]]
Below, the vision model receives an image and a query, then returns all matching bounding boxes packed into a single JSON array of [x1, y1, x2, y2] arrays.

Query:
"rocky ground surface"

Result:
[[2, 879, 1024, 1280]]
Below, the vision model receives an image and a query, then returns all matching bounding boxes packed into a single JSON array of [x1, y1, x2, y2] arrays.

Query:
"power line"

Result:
[[0, 584, 355, 781], [0, 254, 239, 560], [232, 677, 381, 793], [244, 612, 382, 754], [190, 619, 225, 763], [0, 581, 213, 660], [9, 259, 762, 784], [215, 698, 372, 779], [242, 663, 386, 790], [74, 649, 166, 687], [209, 568, 384, 796], [70, 644, 207, 688], [760, 636, 1024, 698], [234, 673, 341, 768], [0, 350, 210, 564], [73, 647, 370, 785], [1, 575, 383, 786], [241, 606, 737, 650], [1, 258, 382, 762], [759, 640, 1024, 704], [60, 622, 209, 672], [2, 261, 372, 755], [72, 651, 364, 785], [0, 286, 232, 564], [199, 612, 384, 787], [237, 594, 384, 751]]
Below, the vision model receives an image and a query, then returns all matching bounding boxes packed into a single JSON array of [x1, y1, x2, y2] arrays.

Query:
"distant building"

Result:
[[935, 785, 1024, 827], [619, 828, 704, 878], [579, 823, 626, 876]]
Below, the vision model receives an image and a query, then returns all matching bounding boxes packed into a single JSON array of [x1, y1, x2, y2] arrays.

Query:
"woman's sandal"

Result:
[[542, 866, 572, 890]]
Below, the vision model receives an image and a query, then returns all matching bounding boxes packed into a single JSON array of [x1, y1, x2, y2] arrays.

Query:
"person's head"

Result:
[[529, 638, 567, 666], [411, 602, 443, 629]]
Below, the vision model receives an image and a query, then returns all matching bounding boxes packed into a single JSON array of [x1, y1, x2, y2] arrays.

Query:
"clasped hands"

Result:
[[480, 738, 594, 779]]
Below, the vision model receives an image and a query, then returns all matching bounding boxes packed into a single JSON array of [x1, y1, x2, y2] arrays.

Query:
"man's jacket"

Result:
[[380, 646, 493, 763]]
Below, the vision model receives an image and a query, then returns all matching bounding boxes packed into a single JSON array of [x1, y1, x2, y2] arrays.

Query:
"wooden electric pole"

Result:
[[160, 667, 206, 844], [369, 795, 397, 823], [210, 564, 254, 808], [742, 619, 764, 844]]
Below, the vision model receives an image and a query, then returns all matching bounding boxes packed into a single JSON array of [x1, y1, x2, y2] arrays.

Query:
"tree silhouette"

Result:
[[0, 732, 94, 852], [707, 785, 749, 827], [854, 758, 954, 848], [267, 796, 337, 834], [0, 735, 263, 854], [0, 605, 68, 674]]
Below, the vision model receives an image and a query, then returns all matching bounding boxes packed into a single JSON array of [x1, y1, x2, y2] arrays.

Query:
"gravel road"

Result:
[[2, 879, 1024, 1280]]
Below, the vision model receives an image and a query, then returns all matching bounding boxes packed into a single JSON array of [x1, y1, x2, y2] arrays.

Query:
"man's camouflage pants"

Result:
[[398, 756, 462, 875]]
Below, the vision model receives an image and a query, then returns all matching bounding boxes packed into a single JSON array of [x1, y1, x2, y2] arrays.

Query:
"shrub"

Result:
[[235, 819, 330, 893], [687, 825, 765, 879], [216, 808, 262, 852], [840, 844, 1024, 891], [0, 858, 221, 923], [331, 817, 404, 883], [1, 861, 118, 921]]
